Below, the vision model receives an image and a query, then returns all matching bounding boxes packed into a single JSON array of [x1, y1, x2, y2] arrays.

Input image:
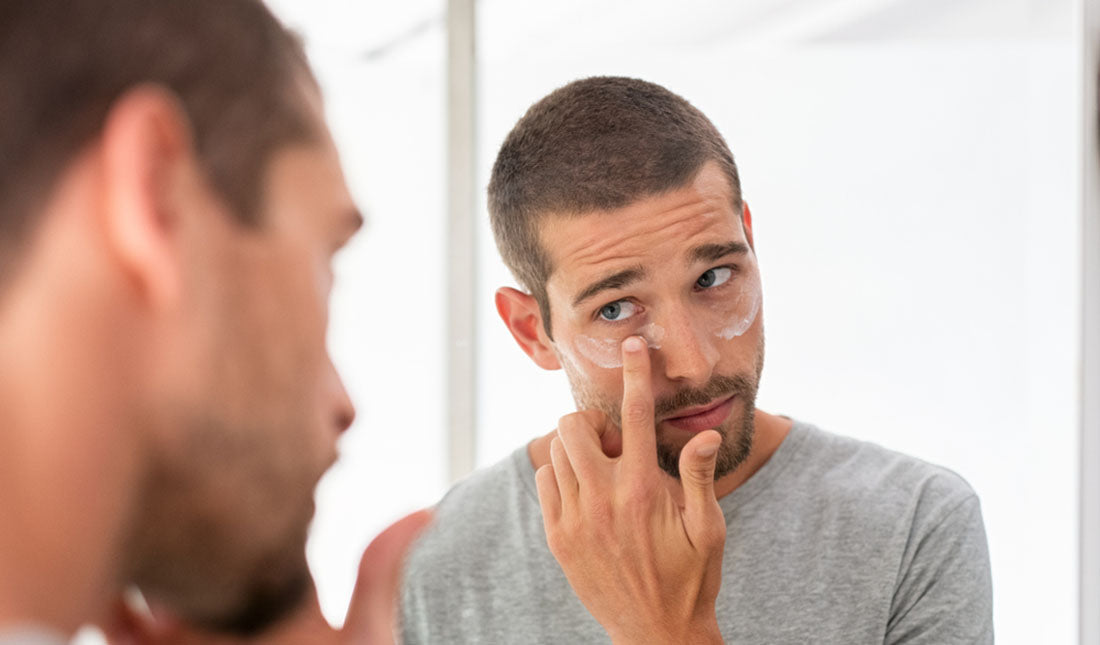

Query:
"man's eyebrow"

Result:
[[690, 241, 750, 264], [572, 266, 647, 309]]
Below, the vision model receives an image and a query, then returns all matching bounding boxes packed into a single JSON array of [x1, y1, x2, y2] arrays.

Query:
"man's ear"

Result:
[[495, 287, 561, 370], [742, 201, 755, 250], [99, 84, 196, 310]]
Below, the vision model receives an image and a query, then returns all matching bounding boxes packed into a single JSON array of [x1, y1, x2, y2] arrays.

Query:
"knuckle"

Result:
[[622, 401, 651, 426], [700, 515, 727, 549], [545, 528, 569, 560], [705, 522, 727, 546], [621, 480, 656, 508], [687, 466, 711, 484], [558, 413, 594, 440], [580, 409, 607, 427]]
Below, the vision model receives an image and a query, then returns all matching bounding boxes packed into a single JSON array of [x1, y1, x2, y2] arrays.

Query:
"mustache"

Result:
[[654, 373, 756, 419]]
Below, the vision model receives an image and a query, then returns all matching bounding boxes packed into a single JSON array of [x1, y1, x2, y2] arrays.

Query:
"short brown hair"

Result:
[[0, 0, 317, 284], [487, 76, 742, 337]]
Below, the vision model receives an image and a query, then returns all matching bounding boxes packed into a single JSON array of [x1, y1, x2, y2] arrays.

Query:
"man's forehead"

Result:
[[540, 187, 744, 295]]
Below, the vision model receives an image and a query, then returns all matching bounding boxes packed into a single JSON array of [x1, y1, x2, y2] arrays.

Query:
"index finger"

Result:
[[620, 335, 657, 472]]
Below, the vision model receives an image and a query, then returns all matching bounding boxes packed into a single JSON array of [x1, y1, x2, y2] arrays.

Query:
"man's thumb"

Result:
[[679, 430, 723, 537], [342, 509, 434, 644]]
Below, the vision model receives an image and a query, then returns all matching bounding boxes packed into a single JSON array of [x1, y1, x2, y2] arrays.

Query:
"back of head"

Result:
[[0, 0, 316, 287], [487, 76, 742, 331], [0, 3, 341, 636]]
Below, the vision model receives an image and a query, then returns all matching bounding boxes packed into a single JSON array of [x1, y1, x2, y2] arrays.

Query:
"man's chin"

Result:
[[187, 548, 313, 637], [139, 495, 318, 638], [655, 412, 755, 481]]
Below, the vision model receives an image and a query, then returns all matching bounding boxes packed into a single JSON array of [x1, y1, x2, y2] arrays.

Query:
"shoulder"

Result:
[[788, 422, 980, 530], [430, 446, 535, 530], [400, 447, 546, 639], [776, 422, 990, 608], [402, 447, 537, 586]]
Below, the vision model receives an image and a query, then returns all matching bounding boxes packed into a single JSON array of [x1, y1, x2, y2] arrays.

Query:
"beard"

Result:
[[561, 334, 765, 481], [120, 259, 339, 635], [123, 412, 322, 636], [653, 373, 758, 480]]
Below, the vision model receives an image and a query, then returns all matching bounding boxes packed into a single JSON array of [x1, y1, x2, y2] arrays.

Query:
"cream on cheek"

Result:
[[569, 322, 665, 370], [714, 270, 762, 340], [557, 270, 761, 369]]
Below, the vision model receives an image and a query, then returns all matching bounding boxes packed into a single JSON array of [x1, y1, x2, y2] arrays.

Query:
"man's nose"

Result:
[[325, 357, 356, 435], [653, 307, 719, 387]]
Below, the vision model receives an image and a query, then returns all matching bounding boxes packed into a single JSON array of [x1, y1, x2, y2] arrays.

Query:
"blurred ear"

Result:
[[99, 84, 196, 310], [742, 201, 755, 250], [495, 287, 561, 370]]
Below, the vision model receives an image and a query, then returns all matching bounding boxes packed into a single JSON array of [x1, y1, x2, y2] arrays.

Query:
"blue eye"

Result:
[[697, 267, 732, 289], [598, 300, 637, 322]]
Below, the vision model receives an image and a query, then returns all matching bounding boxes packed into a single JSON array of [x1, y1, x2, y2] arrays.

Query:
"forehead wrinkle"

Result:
[[542, 159, 739, 265], [541, 167, 742, 307], [546, 196, 725, 274]]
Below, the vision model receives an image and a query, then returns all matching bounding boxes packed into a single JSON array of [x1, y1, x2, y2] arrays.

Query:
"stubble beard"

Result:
[[124, 413, 319, 636], [655, 377, 757, 480], [562, 338, 765, 481]]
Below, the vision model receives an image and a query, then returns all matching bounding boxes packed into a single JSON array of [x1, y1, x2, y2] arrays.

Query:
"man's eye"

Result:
[[598, 300, 637, 322], [696, 267, 733, 289]]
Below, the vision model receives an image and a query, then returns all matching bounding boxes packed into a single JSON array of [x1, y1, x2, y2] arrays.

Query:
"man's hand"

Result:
[[535, 336, 727, 644], [103, 509, 432, 645]]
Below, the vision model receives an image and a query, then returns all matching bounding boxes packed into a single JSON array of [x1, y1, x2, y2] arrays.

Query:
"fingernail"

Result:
[[622, 336, 645, 353], [696, 444, 718, 458]]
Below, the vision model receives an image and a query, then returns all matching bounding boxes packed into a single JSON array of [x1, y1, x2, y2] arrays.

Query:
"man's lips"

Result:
[[661, 395, 736, 433]]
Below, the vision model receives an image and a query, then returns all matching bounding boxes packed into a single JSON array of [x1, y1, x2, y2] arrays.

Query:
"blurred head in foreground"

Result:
[[0, 0, 360, 636]]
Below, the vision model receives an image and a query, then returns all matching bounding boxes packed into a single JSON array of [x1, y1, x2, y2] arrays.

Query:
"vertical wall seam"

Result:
[[446, 0, 478, 484], [1081, 0, 1100, 642]]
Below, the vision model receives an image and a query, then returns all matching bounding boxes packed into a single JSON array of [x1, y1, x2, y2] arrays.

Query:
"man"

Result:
[[0, 2, 427, 644], [401, 77, 993, 643]]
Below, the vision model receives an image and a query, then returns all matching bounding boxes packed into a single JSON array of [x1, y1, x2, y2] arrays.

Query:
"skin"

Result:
[[0, 82, 428, 645], [538, 338, 727, 643], [496, 161, 793, 641]]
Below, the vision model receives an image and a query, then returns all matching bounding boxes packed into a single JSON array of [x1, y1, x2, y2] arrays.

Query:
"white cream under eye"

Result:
[[715, 271, 762, 340], [570, 322, 665, 370]]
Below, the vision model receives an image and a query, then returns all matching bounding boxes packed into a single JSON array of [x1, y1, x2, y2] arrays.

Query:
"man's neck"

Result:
[[712, 410, 792, 498], [0, 274, 140, 636], [527, 409, 793, 500]]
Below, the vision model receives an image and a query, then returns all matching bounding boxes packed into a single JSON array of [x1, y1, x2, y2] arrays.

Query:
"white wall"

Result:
[[77, 1, 1085, 642], [266, 0, 453, 626], [474, 1, 1080, 643]]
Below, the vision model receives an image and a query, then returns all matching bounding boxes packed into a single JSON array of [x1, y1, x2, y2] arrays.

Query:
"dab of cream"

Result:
[[573, 335, 622, 369], [716, 279, 761, 340], [572, 323, 665, 369]]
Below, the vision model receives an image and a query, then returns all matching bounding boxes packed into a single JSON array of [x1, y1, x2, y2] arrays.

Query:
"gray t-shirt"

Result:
[[401, 420, 993, 644]]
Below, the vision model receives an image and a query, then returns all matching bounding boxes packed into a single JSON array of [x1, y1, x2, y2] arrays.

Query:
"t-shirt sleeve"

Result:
[[885, 494, 993, 644], [400, 570, 429, 645], [398, 519, 447, 645]]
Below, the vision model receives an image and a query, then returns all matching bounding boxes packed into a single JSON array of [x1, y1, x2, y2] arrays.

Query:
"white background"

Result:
[[77, 1, 1085, 643], [474, 2, 1080, 642]]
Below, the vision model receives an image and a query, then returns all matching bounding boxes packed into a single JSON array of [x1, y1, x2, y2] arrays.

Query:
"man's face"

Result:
[[128, 101, 361, 634], [541, 162, 764, 480]]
